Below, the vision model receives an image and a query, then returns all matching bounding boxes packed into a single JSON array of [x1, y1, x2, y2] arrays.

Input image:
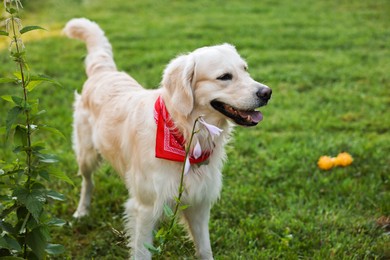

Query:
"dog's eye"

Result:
[[217, 73, 233, 81]]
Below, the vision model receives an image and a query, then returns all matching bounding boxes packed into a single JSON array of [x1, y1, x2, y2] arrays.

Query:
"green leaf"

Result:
[[0, 220, 16, 233], [11, 96, 23, 106], [143, 242, 161, 254], [179, 204, 190, 210], [0, 256, 25, 260], [20, 25, 46, 35], [30, 74, 61, 87], [1, 95, 14, 103], [47, 218, 66, 227], [13, 187, 46, 221], [31, 110, 47, 122], [13, 72, 22, 80], [10, 51, 26, 62], [5, 106, 23, 138], [174, 196, 182, 204], [46, 243, 65, 255], [26, 74, 62, 91], [46, 190, 66, 201], [39, 126, 66, 139], [26, 80, 43, 92], [155, 227, 166, 239], [2, 234, 22, 252], [0, 30, 9, 36], [38, 170, 50, 181], [8, 8, 17, 15], [1, 95, 23, 105], [13, 145, 24, 154], [32, 182, 46, 190], [31, 145, 45, 152], [0, 235, 8, 248], [37, 153, 59, 164], [14, 124, 27, 146], [48, 167, 74, 186], [0, 77, 14, 83], [26, 226, 48, 259], [163, 204, 174, 218], [16, 206, 28, 221]]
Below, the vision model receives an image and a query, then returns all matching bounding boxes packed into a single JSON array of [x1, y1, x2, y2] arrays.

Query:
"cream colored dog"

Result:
[[64, 18, 271, 259]]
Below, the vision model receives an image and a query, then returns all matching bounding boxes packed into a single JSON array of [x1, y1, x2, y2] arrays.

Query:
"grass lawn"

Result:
[[1, 0, 389, 258]]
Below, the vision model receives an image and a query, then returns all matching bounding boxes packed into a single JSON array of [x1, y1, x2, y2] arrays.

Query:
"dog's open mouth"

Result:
[[210, 100, 263, 126]]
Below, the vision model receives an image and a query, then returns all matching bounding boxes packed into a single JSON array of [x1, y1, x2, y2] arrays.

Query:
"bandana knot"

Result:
[[154, 96, 211, 164]]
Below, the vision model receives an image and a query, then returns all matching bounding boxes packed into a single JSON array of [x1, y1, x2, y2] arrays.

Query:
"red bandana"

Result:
[[154, 96, 211, 164]]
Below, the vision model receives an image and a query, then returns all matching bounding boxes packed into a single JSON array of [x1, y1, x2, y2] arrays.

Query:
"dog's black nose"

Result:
[[257, 87, 272, 101]]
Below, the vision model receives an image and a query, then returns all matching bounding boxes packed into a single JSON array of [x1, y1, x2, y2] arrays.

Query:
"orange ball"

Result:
[[334, 152, 353, 167], [317, 156, 335, 170]]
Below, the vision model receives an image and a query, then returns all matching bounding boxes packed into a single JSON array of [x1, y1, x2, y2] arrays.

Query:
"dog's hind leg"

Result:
[[73, 150, 99, 218], [72, 97, 101, 218]]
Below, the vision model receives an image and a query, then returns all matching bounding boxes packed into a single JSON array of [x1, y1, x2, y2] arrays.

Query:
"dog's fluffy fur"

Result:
[[64, 18, 271, 259]]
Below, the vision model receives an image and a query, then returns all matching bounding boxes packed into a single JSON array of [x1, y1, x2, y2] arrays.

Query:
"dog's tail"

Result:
[[63, 18, 117, 77]]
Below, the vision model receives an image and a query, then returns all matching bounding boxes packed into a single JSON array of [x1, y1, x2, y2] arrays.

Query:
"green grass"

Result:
[[1, 0, 389, 258]]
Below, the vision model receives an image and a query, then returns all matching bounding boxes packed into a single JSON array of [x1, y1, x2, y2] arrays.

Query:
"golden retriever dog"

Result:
[[64, 18, 271, 259]]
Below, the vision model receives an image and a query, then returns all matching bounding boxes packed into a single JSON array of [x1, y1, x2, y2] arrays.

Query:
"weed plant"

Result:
[[0, 0, 72, 258]]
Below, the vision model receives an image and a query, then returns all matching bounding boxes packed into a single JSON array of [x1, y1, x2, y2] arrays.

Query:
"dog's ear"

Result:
[[162, 54, 195, 116]]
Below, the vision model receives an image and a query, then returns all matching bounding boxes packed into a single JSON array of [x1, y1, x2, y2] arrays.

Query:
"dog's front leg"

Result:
[[183, 203, 214, 260], [125, 198, 156, 260]]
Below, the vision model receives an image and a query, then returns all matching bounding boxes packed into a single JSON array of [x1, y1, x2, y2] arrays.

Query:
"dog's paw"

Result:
[[73, 209, 89, 218]]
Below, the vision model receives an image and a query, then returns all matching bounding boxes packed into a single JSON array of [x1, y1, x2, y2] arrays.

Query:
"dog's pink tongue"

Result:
[[250, 111, 263, 123], [239, 110, 263, 123]]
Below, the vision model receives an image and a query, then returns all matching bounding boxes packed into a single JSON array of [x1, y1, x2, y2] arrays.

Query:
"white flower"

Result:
[[4, 0, 23, 10], [184, 157, 191, 175], [9, 38, 24, 52], [198, 117, 223, 137], [5, 17, 22, 34], [4, 0, 10, 8], [193, 140, 202, 159], [5, 18, 12, 33]]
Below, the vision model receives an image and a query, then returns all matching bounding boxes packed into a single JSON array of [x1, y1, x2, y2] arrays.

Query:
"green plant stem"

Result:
[[11, 15, 32, 180], [167, 117, 199, 233], [10, 13, 32, 260]]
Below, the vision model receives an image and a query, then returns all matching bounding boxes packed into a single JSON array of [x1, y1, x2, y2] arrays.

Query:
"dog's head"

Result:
[[162, 44, 271, 127]]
